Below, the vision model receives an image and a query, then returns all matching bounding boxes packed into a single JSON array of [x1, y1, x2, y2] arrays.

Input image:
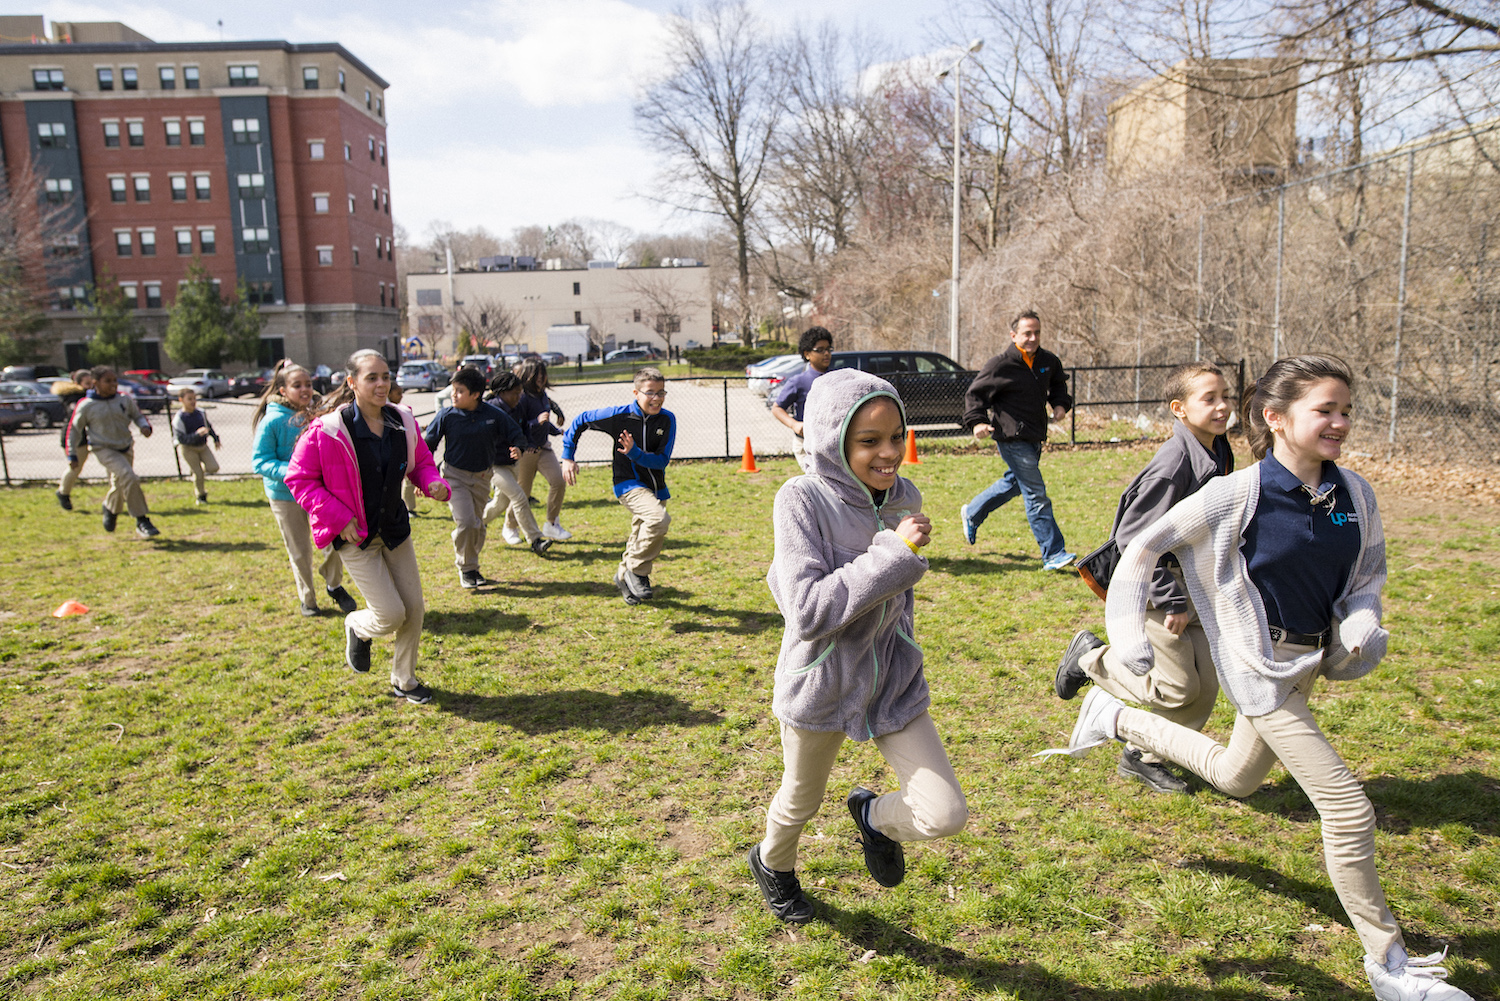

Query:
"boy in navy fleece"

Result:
[[561, 367, 676, 605], [424, 367, 543, 589]]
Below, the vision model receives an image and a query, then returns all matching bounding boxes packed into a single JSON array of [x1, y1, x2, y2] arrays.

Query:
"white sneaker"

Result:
[[542, 520, 572, 541], [500, 525, 523, 546], [1366, 945, 1474, 1001], [1033, 687, 1123, 759]]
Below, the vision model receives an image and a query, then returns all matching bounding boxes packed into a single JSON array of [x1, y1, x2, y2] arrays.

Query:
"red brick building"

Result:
[[0, 16, 399, 371]]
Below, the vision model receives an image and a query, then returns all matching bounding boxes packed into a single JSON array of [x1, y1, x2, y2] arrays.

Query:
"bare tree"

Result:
[[634, 0, 783, 345], [624, 268, 700, 355], [451, 296, 526, 352], [0, 158, 82, 365]]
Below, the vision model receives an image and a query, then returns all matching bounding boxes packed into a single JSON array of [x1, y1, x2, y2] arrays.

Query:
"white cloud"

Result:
[[42, 1, 219, 41]]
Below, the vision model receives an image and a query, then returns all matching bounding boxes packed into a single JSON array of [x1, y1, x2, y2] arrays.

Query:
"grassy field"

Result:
[[1, 448, 1497, 1000]]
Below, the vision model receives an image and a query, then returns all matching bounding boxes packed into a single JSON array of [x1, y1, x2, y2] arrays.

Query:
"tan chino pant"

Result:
[[483, 465, 542, 541], [268, 499, 344, 609], [59, 444, 90, 495], [442, 464, 491, 572], [618, 487, 671, 579], [93, 446, 149, 519], [339, 537, 425, 690], [505, 446, 565, 530], [180, 442, 219, 495]]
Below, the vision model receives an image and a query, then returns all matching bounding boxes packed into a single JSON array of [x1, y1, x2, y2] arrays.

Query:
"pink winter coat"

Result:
[[286, 404, 447, 550]]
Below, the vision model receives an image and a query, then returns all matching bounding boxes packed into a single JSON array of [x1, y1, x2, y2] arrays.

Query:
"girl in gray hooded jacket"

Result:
[[748, 369, 968, 925]]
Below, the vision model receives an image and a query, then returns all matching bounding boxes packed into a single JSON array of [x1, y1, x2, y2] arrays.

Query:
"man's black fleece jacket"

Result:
[[961, 344, 1072, 442]]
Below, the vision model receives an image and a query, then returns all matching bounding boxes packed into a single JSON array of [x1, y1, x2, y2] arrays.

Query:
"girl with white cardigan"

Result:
[[1039, 355, 1473, 1001]]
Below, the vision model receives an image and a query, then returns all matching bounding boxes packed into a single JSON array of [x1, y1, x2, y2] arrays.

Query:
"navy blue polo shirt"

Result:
[[774, 366, 826, 424], [1242, 453, 1361, 635]]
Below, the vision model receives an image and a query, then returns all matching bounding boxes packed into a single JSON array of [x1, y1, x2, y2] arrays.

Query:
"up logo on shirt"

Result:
[[1330, 511, 1360, 527]]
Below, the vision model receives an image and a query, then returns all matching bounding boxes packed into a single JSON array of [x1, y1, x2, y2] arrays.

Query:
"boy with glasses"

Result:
[[561, 368, 677, 605], [770, 326, 833, 474]]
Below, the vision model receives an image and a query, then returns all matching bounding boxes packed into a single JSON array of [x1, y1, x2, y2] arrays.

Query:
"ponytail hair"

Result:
[[306, 348, 385, 422], [251, 358, 312, 428], [1242, 354, 1354, 461]]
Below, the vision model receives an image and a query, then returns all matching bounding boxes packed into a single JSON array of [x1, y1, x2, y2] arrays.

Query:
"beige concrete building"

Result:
[[406, 263, 712, 361], [1107, 58, 1298, 182]]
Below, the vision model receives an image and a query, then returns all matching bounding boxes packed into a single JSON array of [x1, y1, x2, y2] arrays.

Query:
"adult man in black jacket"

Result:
[[959, 310, 1076, 570]]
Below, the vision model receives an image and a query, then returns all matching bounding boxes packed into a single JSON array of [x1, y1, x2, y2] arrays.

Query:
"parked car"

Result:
[[539, 351, 567, 366], [1, 364, 65, 382], [605, 346, 664, 365], [123, 368, 171, 387], [311, 365, 336, 395], [397, 360, 451, 392], [746, 354, 806, 397], [459, 354, 496, 377], [167, 368, 231, 398], [0, 381, 69, 429], [116, 377, 169, 414], [229, 368, 275, 398], [827, 350, 974, 426]]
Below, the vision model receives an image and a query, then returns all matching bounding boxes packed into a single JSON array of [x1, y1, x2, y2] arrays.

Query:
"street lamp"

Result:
[[937, 38, 983, 366]]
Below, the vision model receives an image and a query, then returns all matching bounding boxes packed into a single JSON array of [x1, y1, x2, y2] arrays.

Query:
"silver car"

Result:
[[746, 354, 806, 397], [167, 368, 231, 398], [397, 361, 450, 392]]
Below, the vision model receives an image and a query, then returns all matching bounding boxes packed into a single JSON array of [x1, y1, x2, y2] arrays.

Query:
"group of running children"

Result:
[[50, 343, 1472, 999]]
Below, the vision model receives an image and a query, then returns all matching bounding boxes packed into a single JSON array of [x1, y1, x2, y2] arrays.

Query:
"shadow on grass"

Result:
[[926, 554, 1037, 575], [151, 539, 271, 553], [1231, 770, 1500, 836], [434, 686, 720, 733], [813, 898, 1363, 998], [425, 608, 530, 634]]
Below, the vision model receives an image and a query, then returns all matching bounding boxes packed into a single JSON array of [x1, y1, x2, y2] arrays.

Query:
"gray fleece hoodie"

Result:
[[767, 369, 930, 741]]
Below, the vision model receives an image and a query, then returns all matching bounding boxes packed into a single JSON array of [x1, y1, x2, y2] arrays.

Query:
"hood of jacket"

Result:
[[802, 368, 920, 515]]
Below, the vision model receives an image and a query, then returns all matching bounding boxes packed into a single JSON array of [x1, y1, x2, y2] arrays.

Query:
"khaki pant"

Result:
[[401, 478, 417, 512], [483, 465, 541, 541], [443, 464, 490, 572], [339, 537, 424, 689], [792, 435, 812, 474], [618, 487, 671, 579], [1082, 603, 1218, 764], [1116, 641, 1403, 964], [179, 442, 220, 495], [505, 446, 565, 531], [94, 446, 148, 519], [760, 711, 968, 872], [59, 444, 90, 495], [268, 499, 344, 609]]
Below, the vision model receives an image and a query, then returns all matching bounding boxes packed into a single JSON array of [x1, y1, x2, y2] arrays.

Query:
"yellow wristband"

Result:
[[902, 536, 922, 556]]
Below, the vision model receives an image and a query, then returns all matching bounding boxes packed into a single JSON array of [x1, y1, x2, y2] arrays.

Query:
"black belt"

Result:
[[1269, 625, 1329, 647]]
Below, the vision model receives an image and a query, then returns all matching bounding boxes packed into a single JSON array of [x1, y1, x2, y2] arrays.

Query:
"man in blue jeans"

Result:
[[960, 309, 1076, 570]]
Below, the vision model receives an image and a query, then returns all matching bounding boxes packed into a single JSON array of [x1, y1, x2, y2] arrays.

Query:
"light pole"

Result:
[[937, 38, 983, 366]]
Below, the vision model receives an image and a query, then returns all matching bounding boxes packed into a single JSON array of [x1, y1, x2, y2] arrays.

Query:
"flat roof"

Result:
[[408, 264, 708, 277], [0, 39, 389, 88]]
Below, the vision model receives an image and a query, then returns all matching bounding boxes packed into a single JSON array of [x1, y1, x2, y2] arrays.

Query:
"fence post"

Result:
[[1387, 150, 1416, 453], [1272, 189, 1286, 360], [0, 429, 9, 486], [166, 394, 184, 479], [723, 378, 730, 459], [1237, 359, 1246, 415], [1195, 214, 1205, 362]]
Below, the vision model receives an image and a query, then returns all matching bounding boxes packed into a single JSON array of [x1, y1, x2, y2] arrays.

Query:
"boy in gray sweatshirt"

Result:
[[748, 368, 968, 924], [67, 366, 159, 538]]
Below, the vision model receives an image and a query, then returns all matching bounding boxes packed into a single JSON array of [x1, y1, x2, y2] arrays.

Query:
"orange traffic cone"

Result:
[[904, 428, 922, 465], [738, 436, 760, 473], [53, 600, 90, 618]]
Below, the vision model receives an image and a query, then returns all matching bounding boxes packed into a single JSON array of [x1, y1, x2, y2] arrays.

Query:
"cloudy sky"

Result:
[[37, 0, 947, 243]]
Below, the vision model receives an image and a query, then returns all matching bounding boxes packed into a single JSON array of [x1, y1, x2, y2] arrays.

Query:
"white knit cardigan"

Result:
[[1103, 461, 1388, 718]]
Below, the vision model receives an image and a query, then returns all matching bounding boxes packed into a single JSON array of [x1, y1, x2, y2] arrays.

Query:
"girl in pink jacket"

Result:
[[287, 349, 450, 704]]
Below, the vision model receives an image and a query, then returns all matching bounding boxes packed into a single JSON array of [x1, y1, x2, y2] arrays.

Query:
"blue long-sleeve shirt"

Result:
[[423, 402, 528, 473], [561, 402, 675, 499], [513, 390, 564, 449]]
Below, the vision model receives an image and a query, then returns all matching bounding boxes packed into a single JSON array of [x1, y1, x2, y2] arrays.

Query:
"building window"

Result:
[[164, 120, 181, 146], [317, 246, 334, 266], [115, 231, 132, 256], [127, 121, 144, 147], [139, 231, 156, 256], [338, 68, 346, 91], [102, 121, 120, 147], [364, 88, 372, 108], [573, 282, 581, 296], [633, 308, 641, 323], [37, 122, 67, 148], [379, 284, 386, 307], [309, 140, 324, 160], [415, 289, 441, 306], [183, 66, 199, 89], [121, 67, 138, 90], [376, 96, 384, 117], [32, 68, 65, 91], [97, 67, 114, 90], [313, 194, 329, 213], [56, 286, 86, 310], [176, 230, 193, 255], [368, 137, 376, 161], [170, 175, 188, 201], [194, 174, 211, 200], [228, 65, 259, 87], [122, 284, 138, 307], [382, 190, 390, 214], [49, 234, 81, 258], [188, 120, 205, 146], [371, 185, 379, 210], [236, 172, 266, 199], [144, 283, 162, 309], [199, 229, 216, 255], [347, 194, 356, 214], [353, 247, 360, 265], [378, 141, 386, 165], [574, 310, 582, 325], [245, 281, 274, 304], [303, 66, 319, 90], [159, 66, 176, 90], [243, 227, 271, 253], [133, 175, 150, 202], [230, 118, 261, 144], [109, 176, 127, 202], [343, 142, 352, 160]]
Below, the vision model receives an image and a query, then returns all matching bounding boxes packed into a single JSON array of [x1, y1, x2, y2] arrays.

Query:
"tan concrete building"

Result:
[[1107, 58, 1298, 182], [406, 262, 712, 361]]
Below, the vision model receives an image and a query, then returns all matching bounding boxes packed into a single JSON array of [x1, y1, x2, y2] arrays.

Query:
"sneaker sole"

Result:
[[1117, 756, 1189, 794], [390, 688, 433, 705], [614, 576, 641, 605]]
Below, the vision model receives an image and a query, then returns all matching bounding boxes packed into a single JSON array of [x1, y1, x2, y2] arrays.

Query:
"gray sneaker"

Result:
[[1117, 748, 1188, 794], [1055, 629, 1103, 700], [390, 681, 434, 705]]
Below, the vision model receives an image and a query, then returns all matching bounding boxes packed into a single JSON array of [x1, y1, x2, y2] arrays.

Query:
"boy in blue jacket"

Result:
[[560, 367, 676, 605]]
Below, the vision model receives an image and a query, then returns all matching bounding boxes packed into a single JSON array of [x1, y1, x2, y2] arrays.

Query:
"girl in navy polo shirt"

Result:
[[1040, 355, 1475, 1001]]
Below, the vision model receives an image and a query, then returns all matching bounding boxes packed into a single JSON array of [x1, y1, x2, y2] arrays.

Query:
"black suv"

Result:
[[827, 351, 974, 427], [2, 364, 65, 382]]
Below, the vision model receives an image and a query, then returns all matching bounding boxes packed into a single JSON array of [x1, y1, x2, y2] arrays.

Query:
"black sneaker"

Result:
[[101, 505, 117, 533], [1118, 748, 1189, 794], [196, 493, 208, 505], [326, 586, 357, 614], [390, 681, 433, 704], [747, 844, 814, 925], [460, 569, 486, 589], [530, 535, 553, 555], [299, 604, 319, 618], [633, 574, 654, 600], [345, 624, 371, 673], [135, 517, 160, 539], [56, 491, 72, 511], [613, 569, 641, 606], [847, 787, 905, 887], [1055, 629, 1103, 700]]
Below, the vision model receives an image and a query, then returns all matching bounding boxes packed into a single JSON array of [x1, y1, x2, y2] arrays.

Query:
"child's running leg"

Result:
[[59, 444, 89, 495], [444, 466, 490, 573], [269, 498, 322, 609], [761, 724, 845, 872], [504, 450, 541, 534], [94, 446, 148, 517], [535, 447, 567, 524], [867, 711, 969, 842], [618, 487, 670, 579], [340, 539, 426, 693], [485, 466, 542, 540]]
